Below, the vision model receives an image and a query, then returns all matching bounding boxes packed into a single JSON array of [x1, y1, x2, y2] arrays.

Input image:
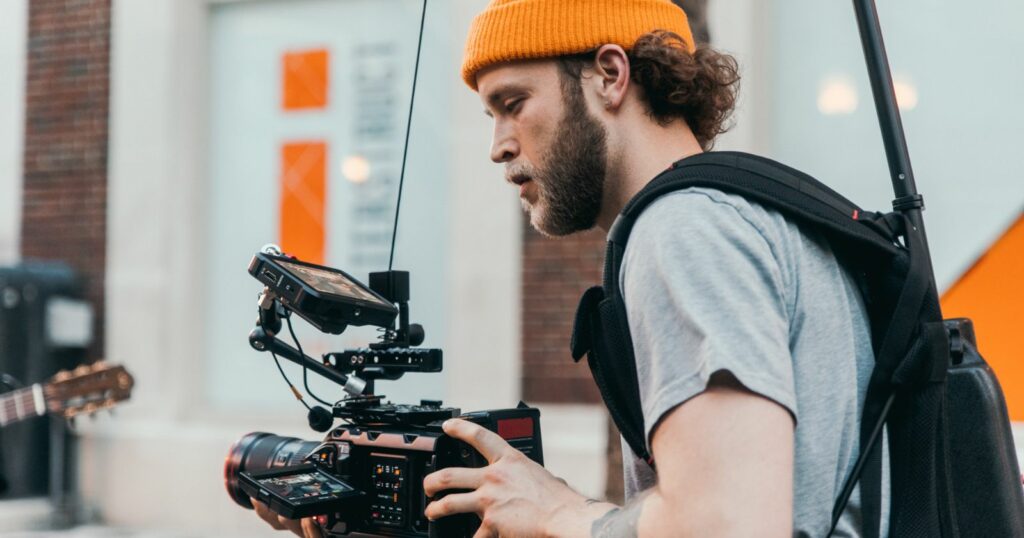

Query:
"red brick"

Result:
[[20, 0, 111, 360], [521, 221, 605, 404]]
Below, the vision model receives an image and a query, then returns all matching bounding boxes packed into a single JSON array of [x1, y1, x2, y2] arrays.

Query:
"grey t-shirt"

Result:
[[619, 187, 888, 537]]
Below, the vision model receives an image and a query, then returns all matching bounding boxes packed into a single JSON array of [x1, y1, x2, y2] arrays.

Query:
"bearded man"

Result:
[[255, 1, 885, 536]]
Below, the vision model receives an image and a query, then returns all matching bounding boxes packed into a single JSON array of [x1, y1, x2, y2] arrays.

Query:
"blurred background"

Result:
[[0, 0, 1020, 535]]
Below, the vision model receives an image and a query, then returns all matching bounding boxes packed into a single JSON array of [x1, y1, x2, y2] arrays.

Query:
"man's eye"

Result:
[[505, 98, 523, 113]]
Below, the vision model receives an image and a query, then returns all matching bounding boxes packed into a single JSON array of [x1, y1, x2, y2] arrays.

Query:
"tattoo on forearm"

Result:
[[590, 491, 651, 538]]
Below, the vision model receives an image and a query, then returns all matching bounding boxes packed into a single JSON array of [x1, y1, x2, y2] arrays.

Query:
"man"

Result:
[[256, 0, 883, 536]]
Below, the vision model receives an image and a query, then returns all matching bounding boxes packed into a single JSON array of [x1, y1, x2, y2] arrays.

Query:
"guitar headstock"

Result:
[[44, 361, 135, 419]]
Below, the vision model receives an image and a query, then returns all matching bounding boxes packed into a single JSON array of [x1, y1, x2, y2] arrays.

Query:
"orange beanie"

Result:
[[461, 0, 695, 90]]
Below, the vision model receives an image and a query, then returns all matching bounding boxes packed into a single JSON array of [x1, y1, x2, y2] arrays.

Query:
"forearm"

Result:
[[545, 490, 662, 538]]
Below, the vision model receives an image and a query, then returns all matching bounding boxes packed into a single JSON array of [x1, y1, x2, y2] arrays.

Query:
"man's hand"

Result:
[[423, 419, 615, 537], [251, 498, 322, 538]]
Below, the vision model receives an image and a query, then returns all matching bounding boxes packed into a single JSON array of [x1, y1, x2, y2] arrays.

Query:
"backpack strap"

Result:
[[570, 151, 917, 532]]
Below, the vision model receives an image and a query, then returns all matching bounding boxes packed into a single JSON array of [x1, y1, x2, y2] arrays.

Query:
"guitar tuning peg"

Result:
[[95, 359, 107, 367], [73, 364, 90, 375], [53, 370, 71, 382]]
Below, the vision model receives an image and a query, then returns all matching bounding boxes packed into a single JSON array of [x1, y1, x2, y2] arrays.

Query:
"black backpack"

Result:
[[570, 150, 1024, 537]]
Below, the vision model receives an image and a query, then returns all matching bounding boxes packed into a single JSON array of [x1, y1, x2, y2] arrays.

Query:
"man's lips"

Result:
[[519, 180, 532, 198], [507, 174, 533, 197], [507, 174, 531, 186]]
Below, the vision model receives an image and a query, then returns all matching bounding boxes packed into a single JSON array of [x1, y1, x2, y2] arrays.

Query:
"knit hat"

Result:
[[461, 0, 695, 90]]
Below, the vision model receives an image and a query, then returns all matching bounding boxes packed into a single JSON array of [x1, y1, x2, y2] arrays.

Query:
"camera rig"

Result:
[[247, 246, 456, 427], [230, 246, 544, 537]]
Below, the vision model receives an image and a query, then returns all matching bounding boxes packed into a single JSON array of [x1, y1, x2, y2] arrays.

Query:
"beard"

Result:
[[518, 84, 609, 237]]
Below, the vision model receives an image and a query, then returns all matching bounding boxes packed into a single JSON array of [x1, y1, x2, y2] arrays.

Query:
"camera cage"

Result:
[[247, 246, 452, 427]]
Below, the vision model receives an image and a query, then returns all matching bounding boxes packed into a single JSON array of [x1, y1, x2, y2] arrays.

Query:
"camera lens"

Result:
[[223, 432, 320, 509]]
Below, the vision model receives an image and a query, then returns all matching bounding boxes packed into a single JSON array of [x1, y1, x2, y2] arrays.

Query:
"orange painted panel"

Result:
[[941, 212, 1024, 420], [280, 142, 327, 265], [282, 48, 329, 110]]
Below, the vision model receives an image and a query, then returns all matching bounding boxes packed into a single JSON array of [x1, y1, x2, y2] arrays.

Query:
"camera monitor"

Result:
[[240, 464, 363, 519], [249, 252, 399, 333]]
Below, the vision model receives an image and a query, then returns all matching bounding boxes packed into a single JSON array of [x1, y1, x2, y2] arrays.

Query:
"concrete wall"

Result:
[[77, 0, 527, 534], [0, 0, 27, 265]]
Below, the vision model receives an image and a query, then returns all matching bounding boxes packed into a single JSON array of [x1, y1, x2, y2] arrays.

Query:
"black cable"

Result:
[[270, 352, 311, 411], [387, 0, 428, 271], [257, 305, 310, 410], [285, 313, 333, 407]]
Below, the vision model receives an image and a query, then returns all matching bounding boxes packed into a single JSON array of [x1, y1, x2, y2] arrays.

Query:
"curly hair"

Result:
[[557, 30, 741, 150]]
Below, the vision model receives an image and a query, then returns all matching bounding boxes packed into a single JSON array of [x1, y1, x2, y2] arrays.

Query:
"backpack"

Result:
[[570, 150, 1024, 537]]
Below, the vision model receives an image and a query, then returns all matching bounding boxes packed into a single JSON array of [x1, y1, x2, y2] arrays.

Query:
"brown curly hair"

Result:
[[557, 30, 741, 150]]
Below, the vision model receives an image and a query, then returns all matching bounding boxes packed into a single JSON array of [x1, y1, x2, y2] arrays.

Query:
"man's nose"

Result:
[[490, 126, 518, 163]]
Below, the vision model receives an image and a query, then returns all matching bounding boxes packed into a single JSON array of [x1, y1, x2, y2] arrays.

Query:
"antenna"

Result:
[[387, 0, 428, 272]]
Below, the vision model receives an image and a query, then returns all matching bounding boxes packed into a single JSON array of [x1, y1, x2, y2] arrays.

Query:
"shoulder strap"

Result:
[[583, 151, 914, 533], [609, 151, 898, 257]]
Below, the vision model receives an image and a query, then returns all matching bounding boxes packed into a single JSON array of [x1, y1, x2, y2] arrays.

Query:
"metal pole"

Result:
[[852, 0, 939, 292]]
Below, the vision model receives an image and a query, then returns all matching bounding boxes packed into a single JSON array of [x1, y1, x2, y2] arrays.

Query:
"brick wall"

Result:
[[521, 221, 606, 403], [20, 0, 111, 360]]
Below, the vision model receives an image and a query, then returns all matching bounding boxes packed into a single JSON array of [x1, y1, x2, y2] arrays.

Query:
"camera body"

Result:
[[224, 249, 545, 537], [227, 402, 543, 537]]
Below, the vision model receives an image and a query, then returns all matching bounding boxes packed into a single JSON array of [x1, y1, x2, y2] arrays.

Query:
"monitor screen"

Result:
[[257, 469, 354, 501], [277, 260, 390, 307]]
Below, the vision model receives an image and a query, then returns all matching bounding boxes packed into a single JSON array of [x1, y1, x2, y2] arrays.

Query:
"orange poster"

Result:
[[280, 141, 327, 265], [282, 48, 329, 110]]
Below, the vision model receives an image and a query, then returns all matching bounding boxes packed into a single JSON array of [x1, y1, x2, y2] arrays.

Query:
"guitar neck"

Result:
[[0, 384, 47, 427]]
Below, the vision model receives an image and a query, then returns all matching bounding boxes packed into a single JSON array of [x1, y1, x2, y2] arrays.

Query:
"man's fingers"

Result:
[[442, 419, 511, 463], [300, 518, 323, 538], [423, 466, 485, 497], [425, 492, 480, 520], [276, 515, 304, 536], [251, 498, 308, 536], [251, 499, 286, 530], [472, 523, 498, 538]]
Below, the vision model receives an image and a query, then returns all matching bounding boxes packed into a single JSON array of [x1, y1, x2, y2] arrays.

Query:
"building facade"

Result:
[[0, 0, 1021, 535]]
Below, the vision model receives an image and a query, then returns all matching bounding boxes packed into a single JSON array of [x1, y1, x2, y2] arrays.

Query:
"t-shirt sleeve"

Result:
[[620, 190, 796, 444]]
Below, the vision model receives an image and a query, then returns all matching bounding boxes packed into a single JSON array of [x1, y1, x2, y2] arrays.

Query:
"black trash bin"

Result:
[[0, 262, 91, 499]]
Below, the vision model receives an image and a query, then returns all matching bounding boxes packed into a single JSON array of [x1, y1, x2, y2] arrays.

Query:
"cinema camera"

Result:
[[223, 247, 544, 538]]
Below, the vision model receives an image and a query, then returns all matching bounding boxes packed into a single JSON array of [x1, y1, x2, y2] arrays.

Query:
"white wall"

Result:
[[707, 0, 773, 155], [82, 0, 526, 534], [0, 0, 27, 264], [766, 0, 1024, 291]]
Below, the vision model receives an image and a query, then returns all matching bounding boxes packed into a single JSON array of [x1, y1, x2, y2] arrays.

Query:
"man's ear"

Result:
[[591, 44, 631, 111]]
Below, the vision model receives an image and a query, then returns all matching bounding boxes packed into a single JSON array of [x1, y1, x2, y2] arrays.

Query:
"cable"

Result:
[[257, 305, 310, 410], [387, 0, 428, 271], [270, 352, 311, 411], [285, 313, 333, 407]]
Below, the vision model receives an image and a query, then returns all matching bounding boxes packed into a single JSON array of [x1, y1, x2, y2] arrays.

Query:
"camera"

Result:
[[223, 247, 544, 537]]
